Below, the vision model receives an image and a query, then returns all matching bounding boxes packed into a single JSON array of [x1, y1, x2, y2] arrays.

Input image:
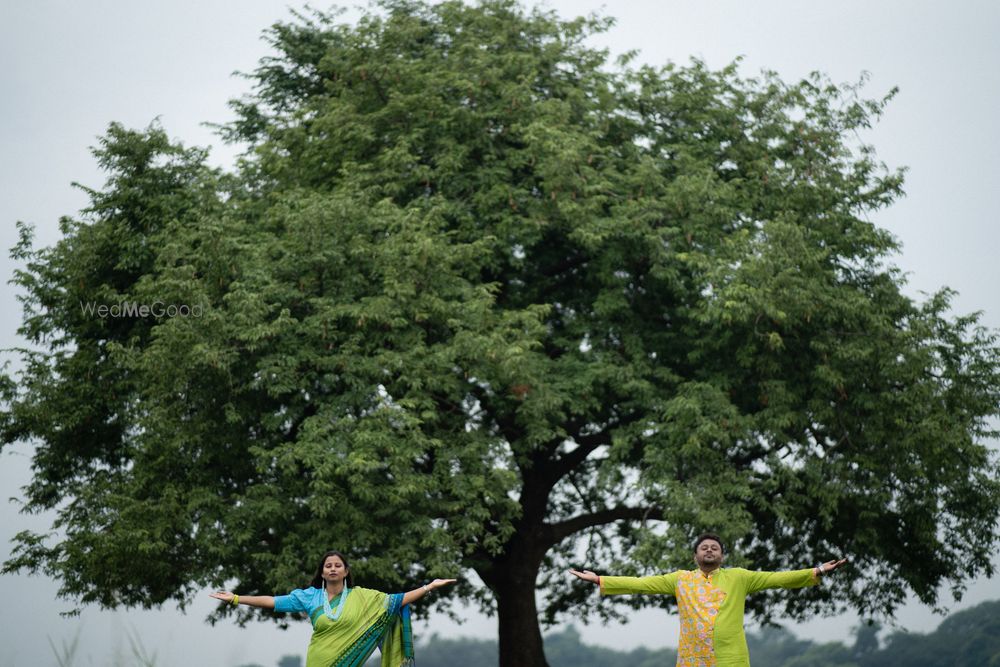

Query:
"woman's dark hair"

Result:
[[309, 550, 354, 589], [693, 533, 725, 554]]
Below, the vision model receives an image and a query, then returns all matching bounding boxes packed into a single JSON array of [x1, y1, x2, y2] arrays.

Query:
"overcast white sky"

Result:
[[2, 1, 999, 665]]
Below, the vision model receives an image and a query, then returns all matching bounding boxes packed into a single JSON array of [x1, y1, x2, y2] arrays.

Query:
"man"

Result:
[[569, 533, 847, 667]]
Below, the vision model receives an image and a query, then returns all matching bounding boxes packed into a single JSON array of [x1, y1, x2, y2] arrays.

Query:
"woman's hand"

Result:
[[403, 578, 457, 605], [209, 591, 235, 603], [427, 578, 458, 591], [568, 569, 600, 584]]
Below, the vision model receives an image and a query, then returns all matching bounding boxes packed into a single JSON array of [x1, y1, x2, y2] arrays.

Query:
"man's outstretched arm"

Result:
[[569, 568, 679, 596], [745, 558, 848, 593]]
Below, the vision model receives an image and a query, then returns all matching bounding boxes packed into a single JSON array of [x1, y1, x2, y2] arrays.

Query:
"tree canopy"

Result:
[[3, 1, 1000, 665]]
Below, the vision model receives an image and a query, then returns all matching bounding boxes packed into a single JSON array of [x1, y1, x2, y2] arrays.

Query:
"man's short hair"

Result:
[[693, 533, 725, 553]]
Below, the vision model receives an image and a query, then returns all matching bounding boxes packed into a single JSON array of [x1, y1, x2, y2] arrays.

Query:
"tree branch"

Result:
[[544, 505, 664, 547], [549, 429, 610, 481]]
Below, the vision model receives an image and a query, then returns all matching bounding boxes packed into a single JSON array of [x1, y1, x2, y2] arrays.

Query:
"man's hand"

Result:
[[816, 558, 848, 575], [568, 569, 600, 584]]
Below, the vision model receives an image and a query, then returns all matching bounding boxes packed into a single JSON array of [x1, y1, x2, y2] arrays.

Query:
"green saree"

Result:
[[276, 586, 413, 667]]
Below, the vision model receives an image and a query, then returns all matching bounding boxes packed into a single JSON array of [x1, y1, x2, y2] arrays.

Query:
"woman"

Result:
[[210, 550, 456, 667]]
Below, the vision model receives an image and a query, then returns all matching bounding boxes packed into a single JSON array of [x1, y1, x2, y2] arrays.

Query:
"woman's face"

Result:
[[323, 555, 349, 584]]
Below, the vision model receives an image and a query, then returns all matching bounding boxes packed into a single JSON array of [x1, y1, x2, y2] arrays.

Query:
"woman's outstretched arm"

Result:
[[209, 591, 276, 610], [400, 578, 457, 606]]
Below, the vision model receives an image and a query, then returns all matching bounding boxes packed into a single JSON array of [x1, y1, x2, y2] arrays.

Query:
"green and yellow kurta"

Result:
[[600, 568, 818, 667]]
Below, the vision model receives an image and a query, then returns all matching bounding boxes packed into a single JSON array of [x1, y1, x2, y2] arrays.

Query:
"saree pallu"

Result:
[[306, 587, 413, 667]]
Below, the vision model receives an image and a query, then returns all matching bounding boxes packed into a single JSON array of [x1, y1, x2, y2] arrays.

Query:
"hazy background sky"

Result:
[[2, 1, 999, 665]]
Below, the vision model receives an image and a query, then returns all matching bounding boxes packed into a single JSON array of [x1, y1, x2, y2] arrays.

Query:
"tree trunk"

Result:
[[496, 560, 548, 667], [486, 456, 558, 666]]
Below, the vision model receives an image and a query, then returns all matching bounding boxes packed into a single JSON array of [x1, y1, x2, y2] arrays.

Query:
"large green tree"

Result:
[[4, 2, 1000, 666]]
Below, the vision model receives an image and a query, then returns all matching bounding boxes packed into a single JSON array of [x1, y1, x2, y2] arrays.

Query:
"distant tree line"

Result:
[[243, 598, 1000, 667]]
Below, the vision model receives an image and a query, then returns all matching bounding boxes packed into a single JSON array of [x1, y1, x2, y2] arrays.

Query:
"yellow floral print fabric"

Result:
[[675, 570, 726, 665]]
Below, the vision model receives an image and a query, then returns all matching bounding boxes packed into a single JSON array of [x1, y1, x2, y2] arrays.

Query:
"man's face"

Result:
[[694, 539, 724, 568]]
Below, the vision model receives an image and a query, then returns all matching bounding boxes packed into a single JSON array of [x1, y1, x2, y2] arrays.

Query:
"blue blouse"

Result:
[[274, 586, 327, 614]]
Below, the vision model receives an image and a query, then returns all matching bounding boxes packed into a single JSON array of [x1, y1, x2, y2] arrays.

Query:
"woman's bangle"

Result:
[[422, 584, 430, 593], [232, 594, 240, 606]]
